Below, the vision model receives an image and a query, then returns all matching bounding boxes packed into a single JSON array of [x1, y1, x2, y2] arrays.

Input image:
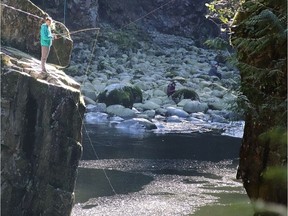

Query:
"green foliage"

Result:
[[259, 127, 287, 155], [262, 166, 287, 184], [204, 37, 230, 50], [231, 0, 287, 127], [205, 0, 241, 26]]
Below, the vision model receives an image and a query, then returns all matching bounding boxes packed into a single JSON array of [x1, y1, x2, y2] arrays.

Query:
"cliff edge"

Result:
[[1, 47, 85, 216]]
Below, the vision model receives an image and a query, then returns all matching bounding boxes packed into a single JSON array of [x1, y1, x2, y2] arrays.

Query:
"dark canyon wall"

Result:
[[30, 0, 219, 44]]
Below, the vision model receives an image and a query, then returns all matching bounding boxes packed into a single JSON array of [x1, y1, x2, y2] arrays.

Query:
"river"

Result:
[[71, 123, 253, 216]]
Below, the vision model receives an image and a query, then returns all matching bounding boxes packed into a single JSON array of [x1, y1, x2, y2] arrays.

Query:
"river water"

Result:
[[71, 123, 253, 216]]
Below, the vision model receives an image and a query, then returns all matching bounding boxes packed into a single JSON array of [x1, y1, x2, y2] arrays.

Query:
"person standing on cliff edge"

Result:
[[40, 16, 57, 73]]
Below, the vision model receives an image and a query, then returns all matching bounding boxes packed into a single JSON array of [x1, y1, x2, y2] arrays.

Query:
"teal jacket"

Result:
[[40, 24, 53, 47]]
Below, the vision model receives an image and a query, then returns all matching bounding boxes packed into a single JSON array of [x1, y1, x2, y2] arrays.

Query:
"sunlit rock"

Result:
[[1, 46, 84, 216]]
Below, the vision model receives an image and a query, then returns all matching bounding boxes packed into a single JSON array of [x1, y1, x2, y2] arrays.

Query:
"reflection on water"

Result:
[[75, 168, 153, 203], [72, 124, 253, 216]]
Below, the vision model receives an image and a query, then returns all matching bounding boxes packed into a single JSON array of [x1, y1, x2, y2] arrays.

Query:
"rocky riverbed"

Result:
[[65, 25, 243, 136]]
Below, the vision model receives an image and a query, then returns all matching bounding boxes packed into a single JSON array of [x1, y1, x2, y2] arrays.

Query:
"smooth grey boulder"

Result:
[[166, 106, 189, 118], [106, 104, 136, 119], [183, 101, 208, 113]]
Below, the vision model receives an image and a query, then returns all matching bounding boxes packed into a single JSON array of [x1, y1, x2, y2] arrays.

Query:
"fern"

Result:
[[204, 37, 230, 50]]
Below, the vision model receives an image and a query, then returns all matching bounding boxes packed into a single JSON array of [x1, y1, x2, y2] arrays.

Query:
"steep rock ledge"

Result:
[[1, 47, 85, 216]]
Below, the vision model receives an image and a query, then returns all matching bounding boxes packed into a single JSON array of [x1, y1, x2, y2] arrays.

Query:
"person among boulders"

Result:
[[208, 63, 222, 80], [40, 16, 57, 73], [167, 80, 176, 96]]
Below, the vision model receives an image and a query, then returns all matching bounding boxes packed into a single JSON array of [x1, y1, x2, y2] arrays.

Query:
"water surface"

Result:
[[72, 124, 253, 216]]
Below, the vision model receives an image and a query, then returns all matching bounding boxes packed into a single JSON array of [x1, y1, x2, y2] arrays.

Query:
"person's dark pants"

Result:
[[41, 46, 50, 72]]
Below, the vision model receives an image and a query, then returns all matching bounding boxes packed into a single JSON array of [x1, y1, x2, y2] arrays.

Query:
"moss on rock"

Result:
[[97, 84, 142, 108], [171, 88, 200, 104]]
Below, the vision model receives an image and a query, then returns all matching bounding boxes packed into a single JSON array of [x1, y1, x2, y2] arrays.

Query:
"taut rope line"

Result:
[[1, 3, 44, 20], [120, 0, 175, 30]]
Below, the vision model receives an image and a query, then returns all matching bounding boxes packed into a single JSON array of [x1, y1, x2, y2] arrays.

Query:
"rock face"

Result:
[[30, 0, 99, 29], [97, 0, 219, 42], [31, 0, 219, 44], [232, 0, 287, 210], [1, 0, 73, 67], [1, 47, 85, 216]]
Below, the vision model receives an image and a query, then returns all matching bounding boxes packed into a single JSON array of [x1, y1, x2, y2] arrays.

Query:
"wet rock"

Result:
[[85, 112, 109, 124], [115, 118, 157, 130]]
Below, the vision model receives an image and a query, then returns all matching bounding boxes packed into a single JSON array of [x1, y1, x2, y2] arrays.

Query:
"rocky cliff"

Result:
[[1, 0, 73, 67], [1, 49, 85, 215], [31, 0, 219, 45]]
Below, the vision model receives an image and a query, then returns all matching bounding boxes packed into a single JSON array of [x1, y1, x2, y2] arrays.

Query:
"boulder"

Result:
[[183, 101, 208, 113], [171, 88, 200, 104], [86, 103, 107, 113], [166, 106, 189, 118], [97, 83, 142, 108], [106, 104, 136, 119], [83, 96, 97, 105], [141, 101, 161, 110], [1, 0, 73, 67], [85, 112, 109, 124]]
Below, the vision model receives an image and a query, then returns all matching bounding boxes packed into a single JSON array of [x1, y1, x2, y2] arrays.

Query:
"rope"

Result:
[[83, 30, 100, 76], [64, 0, 67, 25], [82, 121, 117, 195], [120, 0, 175, 30], [54, 27, 101, 37], [1, 3, 44, 20]]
